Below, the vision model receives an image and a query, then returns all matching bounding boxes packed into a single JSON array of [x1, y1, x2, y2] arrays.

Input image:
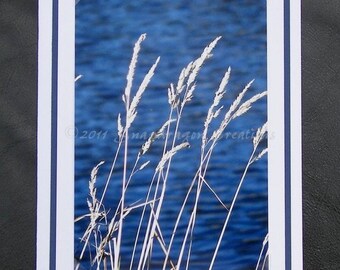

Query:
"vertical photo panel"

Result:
[[74, 1, 268, 270]]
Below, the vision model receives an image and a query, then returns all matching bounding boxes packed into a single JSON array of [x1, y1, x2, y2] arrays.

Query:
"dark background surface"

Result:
[[0, 0, 340, 269], [0, 0, 37, 269], [302, 0, 340, 269]]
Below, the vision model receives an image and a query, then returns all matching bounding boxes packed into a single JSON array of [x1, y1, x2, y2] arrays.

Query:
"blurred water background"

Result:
[[75, 1, 267, 269]]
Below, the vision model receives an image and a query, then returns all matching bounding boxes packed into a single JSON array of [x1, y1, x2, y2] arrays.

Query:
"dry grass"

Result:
[[75, 34, 268, 270]]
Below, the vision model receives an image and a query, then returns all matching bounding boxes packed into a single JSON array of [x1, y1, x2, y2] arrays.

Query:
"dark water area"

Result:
[[75, 1, 267, 269]]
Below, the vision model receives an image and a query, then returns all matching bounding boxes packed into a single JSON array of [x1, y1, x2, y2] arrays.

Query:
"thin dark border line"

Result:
[[284, 0, 292, 269], [50, 0, 58, 268]]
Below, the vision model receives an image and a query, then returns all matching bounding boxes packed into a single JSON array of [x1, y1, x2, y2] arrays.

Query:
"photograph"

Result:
[[74, 1, 268, 269]]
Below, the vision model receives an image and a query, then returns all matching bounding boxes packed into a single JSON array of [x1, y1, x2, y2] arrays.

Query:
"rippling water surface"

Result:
[[75, 1, 267, 269]]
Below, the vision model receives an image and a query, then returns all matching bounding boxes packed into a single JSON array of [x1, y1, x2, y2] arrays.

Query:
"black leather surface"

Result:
[[302, 1, 340, 269], [0, 1, 37, 269]]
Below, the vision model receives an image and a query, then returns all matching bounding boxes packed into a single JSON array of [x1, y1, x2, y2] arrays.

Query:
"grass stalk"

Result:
[[208, 123, 267, 270]]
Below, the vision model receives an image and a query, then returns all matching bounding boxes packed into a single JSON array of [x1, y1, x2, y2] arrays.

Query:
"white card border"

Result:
[[37, 0, 52, 269], [267, 1, 286, 268], [290, 1, 303, 269], [37, 0, 74, 269]]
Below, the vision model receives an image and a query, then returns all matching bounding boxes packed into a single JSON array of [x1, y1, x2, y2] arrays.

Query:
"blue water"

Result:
[[75, 1, 267, 269]]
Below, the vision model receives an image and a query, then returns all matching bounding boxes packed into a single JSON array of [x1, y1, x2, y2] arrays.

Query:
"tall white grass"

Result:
[[75, 34, 268, 270]]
